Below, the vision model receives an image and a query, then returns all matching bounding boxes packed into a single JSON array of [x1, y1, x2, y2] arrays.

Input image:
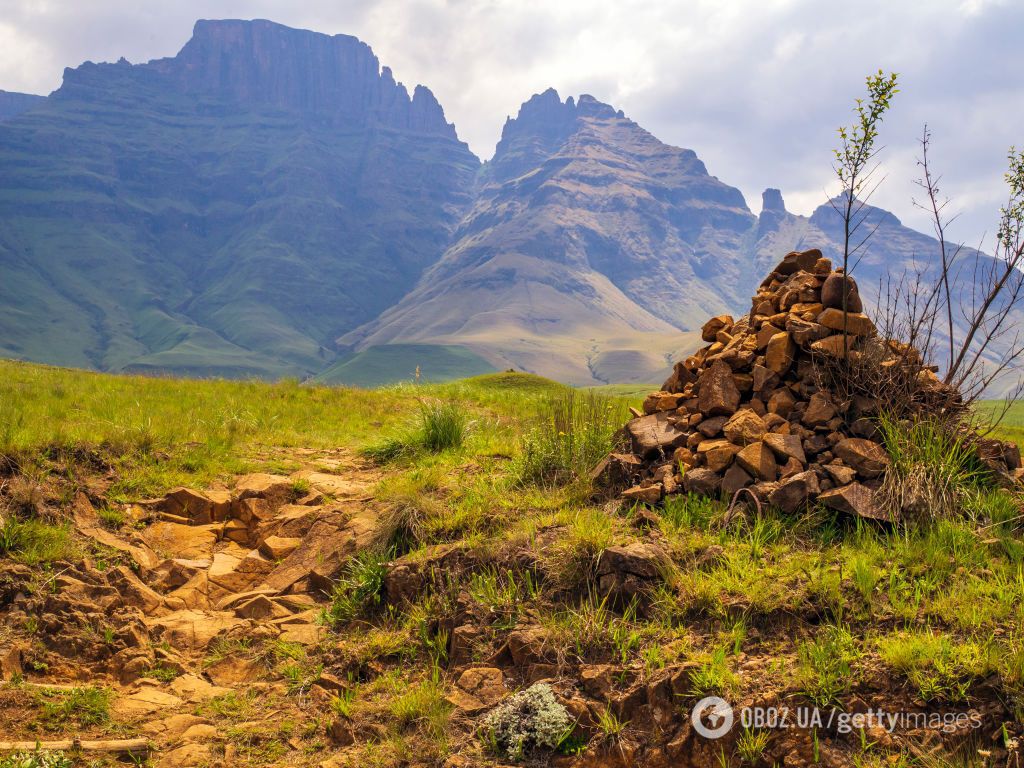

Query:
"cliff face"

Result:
[[0, 20, 479, 378], [0, 90, 45, 122]]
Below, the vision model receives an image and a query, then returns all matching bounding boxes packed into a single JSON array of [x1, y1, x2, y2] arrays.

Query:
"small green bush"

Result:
[[36, 686, 110, 730], [0, 517, 76, 565], [516, 390, 626, 485], [875, 415, 988, 521], [878, 631, 996, 702], [419, 401, 469, 452], [362, 399, 470, 461], [481, 683, 573, 760], [797, 625, 859, 706], [325, 547, 394, 624]]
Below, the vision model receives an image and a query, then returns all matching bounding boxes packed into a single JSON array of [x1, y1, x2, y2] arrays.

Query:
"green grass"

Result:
[[36, 686, 111, 730], [0, 518, 77, 564], [4, 361, 1024, 766], [796, 625, 860, 706], [0, 360, 572, 499]]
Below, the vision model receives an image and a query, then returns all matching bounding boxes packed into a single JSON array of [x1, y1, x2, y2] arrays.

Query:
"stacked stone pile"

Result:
[[613, 249, 1021, 519]]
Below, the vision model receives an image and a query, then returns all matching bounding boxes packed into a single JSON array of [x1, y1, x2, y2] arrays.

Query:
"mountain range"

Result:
[[0, 19, 1000, 386]]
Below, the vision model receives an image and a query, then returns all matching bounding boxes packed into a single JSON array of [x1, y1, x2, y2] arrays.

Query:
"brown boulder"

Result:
[[833, 438, 890, 478], [768, 471, 821, 512], [802, 392, 837, 428], [735, 442, 778, 481], [682, 467, 722, 496], [697, 360, 741, 417], [234, 473, 294, 505], [818, 483, 889, 520], [597, 542, 671, 602], [701, 315, 734, 343], [767, 388, 797, 417], [787, 317, 832, 345], [259, 535, 301, 561], [765, 332, 796, 374], [622, 485, 662, 505], [755, 323, 784, 351], [626, 411, 687, 456], [721, 463, 753, 495], [697, 439, 741, 472], [821, 271, 863, 312], [775, 249, 822, 275], [723, 409, 767, 445], [817, 308, 874, 336], [697, 415, 728, 437], [823, 463, 857, 485], [447, 667, 506, 713], [762, 432, 807, 465], [810, 334, 856, 359]]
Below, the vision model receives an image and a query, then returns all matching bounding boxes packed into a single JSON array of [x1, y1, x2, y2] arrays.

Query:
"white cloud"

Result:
[[0, 0, 1019, 248]]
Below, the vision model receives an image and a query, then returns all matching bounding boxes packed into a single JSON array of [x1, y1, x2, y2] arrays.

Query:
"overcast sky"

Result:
[[1, 0, 1020, 249]]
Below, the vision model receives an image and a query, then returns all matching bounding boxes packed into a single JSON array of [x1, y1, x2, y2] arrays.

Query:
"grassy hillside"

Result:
[[314, 344, 497, 387], [1, 360, 1023, 767]]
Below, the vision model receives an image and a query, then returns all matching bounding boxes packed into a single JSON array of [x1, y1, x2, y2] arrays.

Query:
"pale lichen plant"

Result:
[[480, 683, 573, 759]]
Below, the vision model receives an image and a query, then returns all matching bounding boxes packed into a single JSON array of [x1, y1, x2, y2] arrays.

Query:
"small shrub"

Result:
[[481, 683, 573, 760], [875, 415, 988, 521], [850, 555, 881, 605], [419, 401, 469, 452], [595, 706, 628, 743], [690, 647, 738, 697], [661, 494, 723, 532], [516, 390, 627, 486], [797, 625, 859, 706], [389, 673, 452, 746], [330, 687, 358, 719], [144, 663, 180, 682], [97, 506, 126, 530], [736, 727, 771, 764], [325, 547, 394, 624], [361, 399, 469, 461]]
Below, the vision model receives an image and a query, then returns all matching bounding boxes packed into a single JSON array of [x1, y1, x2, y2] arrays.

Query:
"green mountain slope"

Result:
[[0, 20, 479, 378]]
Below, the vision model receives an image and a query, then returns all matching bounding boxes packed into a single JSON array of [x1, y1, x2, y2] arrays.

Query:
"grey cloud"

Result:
[[0, 0, 1018, 250]]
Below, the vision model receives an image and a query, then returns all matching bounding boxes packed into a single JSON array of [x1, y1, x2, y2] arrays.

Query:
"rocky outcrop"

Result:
[[0, 89, 45, 122], [610, 249, 1022, 519]]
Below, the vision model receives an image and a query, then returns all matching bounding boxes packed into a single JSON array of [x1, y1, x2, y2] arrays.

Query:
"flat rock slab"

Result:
[[169, 674, 232, 703], [295, 471, 373, 498], [144, 609, 248, 650], [143, 522, 217, 560], [113, 687, 184, 718], [626, 411, 686, 456]]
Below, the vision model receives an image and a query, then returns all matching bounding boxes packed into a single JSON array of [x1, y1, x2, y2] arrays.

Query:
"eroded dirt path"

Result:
[[1, 448, 383, 766]]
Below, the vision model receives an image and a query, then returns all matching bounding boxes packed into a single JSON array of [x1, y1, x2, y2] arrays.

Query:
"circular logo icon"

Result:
[[692, 696, 734, 739]]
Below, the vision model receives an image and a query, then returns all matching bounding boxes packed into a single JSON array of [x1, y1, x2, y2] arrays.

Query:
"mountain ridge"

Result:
[[0, 19, 1009, 388]]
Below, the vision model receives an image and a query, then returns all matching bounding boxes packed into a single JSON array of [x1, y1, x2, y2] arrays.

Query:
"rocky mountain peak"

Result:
[[57, 18, 461, 139], [762, 188, 786, 213], [809, 197, 903, 233]]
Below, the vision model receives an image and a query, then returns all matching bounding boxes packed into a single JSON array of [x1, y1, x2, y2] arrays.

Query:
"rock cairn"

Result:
[[613, 248, 1020, 519]]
